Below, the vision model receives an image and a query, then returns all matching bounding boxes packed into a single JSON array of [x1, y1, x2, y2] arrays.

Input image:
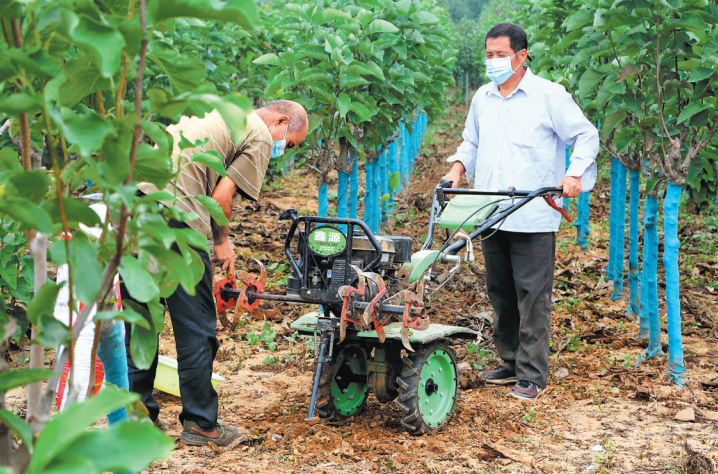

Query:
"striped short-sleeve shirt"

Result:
[[138, 111, 272, 237]]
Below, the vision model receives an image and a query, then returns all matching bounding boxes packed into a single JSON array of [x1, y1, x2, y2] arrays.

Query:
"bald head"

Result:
[[256, 100, 309, 150]]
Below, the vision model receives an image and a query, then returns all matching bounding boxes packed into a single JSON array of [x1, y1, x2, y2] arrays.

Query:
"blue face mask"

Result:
[[485, 51, 521, 85], [270, 121, 289, 158]]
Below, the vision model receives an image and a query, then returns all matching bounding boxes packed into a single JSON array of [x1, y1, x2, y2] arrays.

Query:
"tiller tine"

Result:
[[235, 259, 268, 313], [338, 285, 364, 343], [360, 273, 386, 327], [399, 292, 427, 352], [214, 276, 238, 328]]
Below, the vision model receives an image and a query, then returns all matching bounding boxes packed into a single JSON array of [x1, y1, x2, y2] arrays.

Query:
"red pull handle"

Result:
[[543, 195, 573, 223]]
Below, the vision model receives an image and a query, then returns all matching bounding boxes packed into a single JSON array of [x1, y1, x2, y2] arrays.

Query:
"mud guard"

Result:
[[291, 312, 480, 344]]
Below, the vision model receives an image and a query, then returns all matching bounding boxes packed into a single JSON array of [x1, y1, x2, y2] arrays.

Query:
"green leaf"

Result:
[[26, 282, 62, 325], [688, 67, 714, 82], [0, 368, 55, 393], [53, 420, 175, 472], [7, 171, 50, 205], [366, 19, 399, 35], [676, 102, 710, 124], [0, 409, 33, 453], [565, 9, 594, 31], [311, 8, 350, 25], [130, 314, 159, 370], [645, 178, 659, 196], [43, 198, 103, 228], [686, 158, 705, 184], [57, 56, 112, 108], [189, 150, 227, 177], [0, 92, 43, 115], [355, 9, 378, 28], [340, 74, 370, 90], [410, 11, 439, 26], [0, 198, 52, 234], [337, 93, 351, 118], [389, 171, 400, 191], [380, 193, 391, 202], [600, 111, 627, 141], [67, 12, 126, 78], [349, 102, 374, 122], [68, 233, 102, 305], [394, 0, 412, 16], [50, 107, 115, 157], [365, 61, 385, 81], [93, 309, 150, 329], [29, 386, 139, 472], [147, 0, 259, 29], [188, 93, 253, 145], [192, 195, 228, 225], [118, 256, 159, 303], [253, 53, 284, 67], [173, 227, 209, 252], [148, 42, 207, 95], [578, 66, 612, 98]]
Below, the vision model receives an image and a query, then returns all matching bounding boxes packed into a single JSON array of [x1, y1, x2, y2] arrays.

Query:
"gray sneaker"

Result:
[[180, 420, 239, 446], [508, 380, 543, 400]]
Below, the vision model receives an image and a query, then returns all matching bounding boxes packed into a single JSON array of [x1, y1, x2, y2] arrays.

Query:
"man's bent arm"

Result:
[[548, 87, 599, 193], [210, 176, 237, 275]]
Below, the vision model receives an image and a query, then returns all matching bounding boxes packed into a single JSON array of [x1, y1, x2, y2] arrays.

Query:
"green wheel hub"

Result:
[[417, 348, 457, 428], [330, 345, 369, 417]]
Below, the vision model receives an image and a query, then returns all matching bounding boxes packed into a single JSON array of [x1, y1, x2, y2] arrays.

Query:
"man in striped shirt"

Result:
[[127, 100, 308, 446]]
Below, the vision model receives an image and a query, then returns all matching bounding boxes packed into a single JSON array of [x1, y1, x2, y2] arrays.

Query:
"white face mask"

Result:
[[270, 121, 289, 158], [485, 51, 522, 85]]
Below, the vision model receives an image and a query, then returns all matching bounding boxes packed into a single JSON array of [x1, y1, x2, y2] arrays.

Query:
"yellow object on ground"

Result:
[[154, 355, 225, 397]]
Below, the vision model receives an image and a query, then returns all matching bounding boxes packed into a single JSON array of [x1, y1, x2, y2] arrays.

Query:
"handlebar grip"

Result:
[[436, 179, 453, 208]]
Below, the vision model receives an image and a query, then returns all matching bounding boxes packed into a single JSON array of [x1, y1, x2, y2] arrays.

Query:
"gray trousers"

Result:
[[480, 230, 555, 388]]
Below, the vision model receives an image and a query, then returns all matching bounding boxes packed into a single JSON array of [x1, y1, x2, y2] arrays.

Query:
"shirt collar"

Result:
[[486, 66, 534, 99]]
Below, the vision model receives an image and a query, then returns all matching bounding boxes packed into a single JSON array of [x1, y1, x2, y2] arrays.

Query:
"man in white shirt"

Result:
[[442, 23, 598, 399]]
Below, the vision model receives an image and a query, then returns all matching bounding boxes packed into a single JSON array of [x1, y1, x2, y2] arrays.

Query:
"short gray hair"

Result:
[[262, 100, 307, 133]]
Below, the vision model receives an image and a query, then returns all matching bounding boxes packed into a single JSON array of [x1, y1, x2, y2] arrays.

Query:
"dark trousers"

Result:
[[480, 230, 555, 388], [122, 220, 219, 430]]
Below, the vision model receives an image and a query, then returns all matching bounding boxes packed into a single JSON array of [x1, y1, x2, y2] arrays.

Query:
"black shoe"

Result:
[[478, 365, 517, 385], [180, 421, 239, 447]]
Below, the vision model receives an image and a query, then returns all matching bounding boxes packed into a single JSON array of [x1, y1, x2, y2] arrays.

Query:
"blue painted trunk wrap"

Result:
[[626, 170, 641, 319], [606, 157, 618, 283], [97, 322, 130, 426], [363, 159, 373, 231], [387, 138, 398, 216], [573, 191, 590, 249], [638, 196, 661, 354], [348, 154, 358, 220], [318, 182, 328, 218], [380, 148, 389, 225], [563, 145, 571, 213], [611, 159, 627, 300], [374, 157, 382, 234], [663, 183, 686, 385], [338, 170, 349, 232]]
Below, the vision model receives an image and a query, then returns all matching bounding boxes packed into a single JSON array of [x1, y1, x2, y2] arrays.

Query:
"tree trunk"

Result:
[[626, 170, 641, 319], [663, 182, 686, 385]]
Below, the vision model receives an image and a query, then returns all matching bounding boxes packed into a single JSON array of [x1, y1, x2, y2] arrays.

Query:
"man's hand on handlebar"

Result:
[[558, 176, 582, 198], [441, 162, 464, 189]]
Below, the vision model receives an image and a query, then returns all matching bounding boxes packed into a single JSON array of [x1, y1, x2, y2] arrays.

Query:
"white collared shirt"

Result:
[[448, 67, 599, 233]]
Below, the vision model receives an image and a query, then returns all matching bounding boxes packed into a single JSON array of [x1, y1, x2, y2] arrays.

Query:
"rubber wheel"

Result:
[[395, 341, 460, 434], [315, 344, 369, 420]]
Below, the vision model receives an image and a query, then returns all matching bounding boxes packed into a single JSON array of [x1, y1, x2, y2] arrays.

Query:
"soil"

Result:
[[6, 101, 718, 473]]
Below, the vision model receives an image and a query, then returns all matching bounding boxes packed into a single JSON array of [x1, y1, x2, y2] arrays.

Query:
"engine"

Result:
[[286, 226, 413, 315]]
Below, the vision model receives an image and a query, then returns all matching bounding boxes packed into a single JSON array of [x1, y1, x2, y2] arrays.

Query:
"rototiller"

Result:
[[217, 181, 570, 434]]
